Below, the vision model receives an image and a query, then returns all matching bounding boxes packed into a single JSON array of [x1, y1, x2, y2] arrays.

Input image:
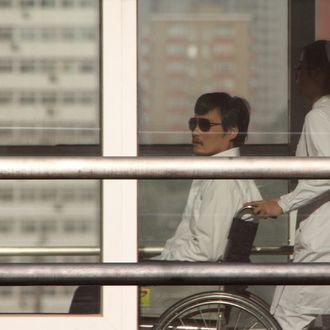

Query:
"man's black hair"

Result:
[[303, 40, 330, 93], [194, 92, 250, 147]]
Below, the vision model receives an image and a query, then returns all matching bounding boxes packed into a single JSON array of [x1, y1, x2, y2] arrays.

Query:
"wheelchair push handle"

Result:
[[234, 205, 258, 223]]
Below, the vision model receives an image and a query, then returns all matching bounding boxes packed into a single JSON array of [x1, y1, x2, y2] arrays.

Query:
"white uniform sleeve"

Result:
[[159, 181, 240, 262], [279, 111, 330, 213]]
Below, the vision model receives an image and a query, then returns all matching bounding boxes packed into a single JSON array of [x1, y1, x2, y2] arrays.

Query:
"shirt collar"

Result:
[[313, 95, 330, 108], [212, 147, 240, 158]]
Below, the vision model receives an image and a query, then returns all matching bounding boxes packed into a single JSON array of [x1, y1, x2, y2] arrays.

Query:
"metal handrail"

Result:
[[0, 156, 326, 287], [0, 263, 330, 286], [0, 156, 329, 179]]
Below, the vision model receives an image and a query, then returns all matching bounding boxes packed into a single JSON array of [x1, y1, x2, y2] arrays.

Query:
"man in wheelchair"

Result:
[[153, 92, 261, 262], [148, 93, 282, 329]]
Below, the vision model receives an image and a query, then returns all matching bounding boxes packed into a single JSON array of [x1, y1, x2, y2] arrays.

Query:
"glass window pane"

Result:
[[138, 1, 289, 327], [0, 180, 100, 313], [138, 0, 288, 145], [0, 1, 100, 145], [0, 0, 101, 315]]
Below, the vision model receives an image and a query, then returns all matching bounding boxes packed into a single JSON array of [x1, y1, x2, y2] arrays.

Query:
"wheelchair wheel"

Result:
[[153, 291, 281, 330]]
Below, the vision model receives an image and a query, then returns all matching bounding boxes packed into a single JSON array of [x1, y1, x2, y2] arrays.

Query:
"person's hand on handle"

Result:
[[244, 198, 283, 218]]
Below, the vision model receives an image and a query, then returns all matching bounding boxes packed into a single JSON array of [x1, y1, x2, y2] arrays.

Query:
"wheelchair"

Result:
[[152, 206, 282, 330]]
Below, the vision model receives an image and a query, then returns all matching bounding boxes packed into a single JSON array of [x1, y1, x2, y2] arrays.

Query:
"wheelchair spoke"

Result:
[[198, 305, 208, 328], [233, 309, 241, 329]]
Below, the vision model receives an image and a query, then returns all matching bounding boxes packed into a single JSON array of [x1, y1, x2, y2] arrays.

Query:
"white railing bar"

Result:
[[0, 246, 100, 257], [0, 246, 293, 257], [0, 156, 329, 179], [139, 246, 294, 257], [0, 263, 330, 285]]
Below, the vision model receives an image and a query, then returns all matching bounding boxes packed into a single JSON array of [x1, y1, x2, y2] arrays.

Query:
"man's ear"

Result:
[[227, 126, 239, 141]]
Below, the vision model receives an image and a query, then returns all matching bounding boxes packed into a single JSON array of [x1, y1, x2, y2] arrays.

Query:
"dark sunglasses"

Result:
[[188, 117, 223, 132]]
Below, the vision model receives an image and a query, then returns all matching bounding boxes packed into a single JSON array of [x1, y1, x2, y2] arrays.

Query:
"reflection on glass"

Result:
[[139, 179, 288, 256], [316, 0, 330, 40], [0, 0, 100, 314], [138, 1, 289, 326], [0, 180, 100, 313], [138, 179, 289, 324], [138, 0, 288, 144], [0, 1, 100, 145]]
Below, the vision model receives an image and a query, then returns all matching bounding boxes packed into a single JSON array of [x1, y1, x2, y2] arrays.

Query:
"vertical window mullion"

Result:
[[102, 0, 138, 329]]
